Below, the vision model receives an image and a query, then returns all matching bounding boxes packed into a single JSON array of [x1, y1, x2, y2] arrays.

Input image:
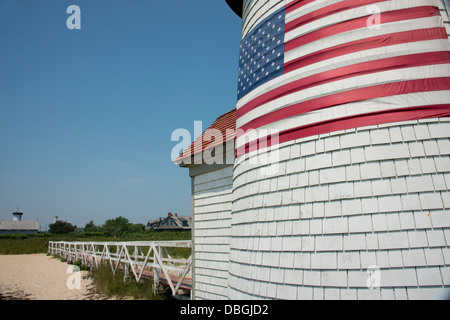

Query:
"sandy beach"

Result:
[[0, 254, 104, 300]]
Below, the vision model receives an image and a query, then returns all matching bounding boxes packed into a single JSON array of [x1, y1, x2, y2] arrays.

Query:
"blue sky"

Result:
[[0, 0, 241, 229]]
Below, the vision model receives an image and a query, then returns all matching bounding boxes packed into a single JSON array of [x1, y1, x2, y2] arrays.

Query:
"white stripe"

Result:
[[285, 0, 440, 45], [284, 15, 443, 64], [285, 0, 348, 24], [236, 62, 450, 131], [243, 0, 271, 35], [235, 90, 450, 148], [242, 0, 285, 39], [238, 34, 450, 112], [286, 0, 437, 29], [242, 0, 255, 20]]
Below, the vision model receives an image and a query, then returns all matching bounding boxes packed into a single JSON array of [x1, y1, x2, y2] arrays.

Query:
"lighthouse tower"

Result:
[[226, 0, 450, 300], [12, 211, 23, 221]]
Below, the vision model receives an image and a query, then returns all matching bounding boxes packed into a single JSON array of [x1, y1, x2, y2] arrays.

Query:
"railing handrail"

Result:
[[47, 240, 192, 297], [48, 240, 191, 246]]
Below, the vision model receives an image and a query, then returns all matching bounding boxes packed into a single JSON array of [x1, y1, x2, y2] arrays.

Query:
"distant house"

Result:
[[146, 212, 192, 232], [0, 211, 39, 235]]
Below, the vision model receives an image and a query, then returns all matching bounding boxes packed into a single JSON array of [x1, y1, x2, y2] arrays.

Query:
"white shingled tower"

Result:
[[224, 0, 450, 300]]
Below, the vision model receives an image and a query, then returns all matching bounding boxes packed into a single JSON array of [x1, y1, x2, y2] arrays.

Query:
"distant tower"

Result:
[[12, 211, 23, 221]]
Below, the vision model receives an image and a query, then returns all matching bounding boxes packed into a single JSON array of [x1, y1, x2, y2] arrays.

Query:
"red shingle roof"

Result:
[[174, 109, 236, 164]]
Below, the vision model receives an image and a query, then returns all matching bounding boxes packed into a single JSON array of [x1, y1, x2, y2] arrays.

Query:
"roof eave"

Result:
[[225, 0, 243, 18]]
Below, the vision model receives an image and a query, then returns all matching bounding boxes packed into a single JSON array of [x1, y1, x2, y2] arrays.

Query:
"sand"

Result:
[[0, 254, 104, 300]]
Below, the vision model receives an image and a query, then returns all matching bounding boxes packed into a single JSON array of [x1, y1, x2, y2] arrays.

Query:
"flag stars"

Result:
[[237, 8, 285, 100]]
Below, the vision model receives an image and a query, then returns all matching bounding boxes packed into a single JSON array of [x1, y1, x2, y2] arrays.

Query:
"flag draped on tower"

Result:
[[235, 0, 450, 157]]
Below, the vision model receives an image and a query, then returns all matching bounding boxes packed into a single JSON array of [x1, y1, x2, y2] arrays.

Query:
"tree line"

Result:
[[48, 216, 146, 237]]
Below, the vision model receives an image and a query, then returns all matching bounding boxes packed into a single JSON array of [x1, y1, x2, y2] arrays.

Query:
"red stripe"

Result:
[[236, 105, 450, 157], [285, 6, 440, 52], [238, 77, 450, 134], [285, 0, 389, 32], [286, 0, 317, 14], [238, 28, 447, 119], [284, 27, 448, 74], [238, 51, 450, 118]]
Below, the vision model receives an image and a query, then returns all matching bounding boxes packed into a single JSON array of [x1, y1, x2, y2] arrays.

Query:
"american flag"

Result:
[[235, 0, 450, 156]]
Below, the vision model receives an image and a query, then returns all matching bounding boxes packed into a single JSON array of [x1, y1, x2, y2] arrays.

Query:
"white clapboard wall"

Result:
[[191, 165, 233, 300]]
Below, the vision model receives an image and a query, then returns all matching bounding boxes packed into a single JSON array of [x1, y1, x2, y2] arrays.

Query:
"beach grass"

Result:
[[87, 263, 167, 300]]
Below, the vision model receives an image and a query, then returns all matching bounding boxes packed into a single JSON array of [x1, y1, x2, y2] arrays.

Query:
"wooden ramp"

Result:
[[48, 240, 192, 297]]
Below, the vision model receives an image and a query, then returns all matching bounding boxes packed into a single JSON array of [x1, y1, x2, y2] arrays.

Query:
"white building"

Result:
[[175, 109, 235, 300], [0, 211, 39, 235]]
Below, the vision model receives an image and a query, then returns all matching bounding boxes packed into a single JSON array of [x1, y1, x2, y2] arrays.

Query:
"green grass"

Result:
[[0, 231, 191, 255], [0, 233, 53, 254]]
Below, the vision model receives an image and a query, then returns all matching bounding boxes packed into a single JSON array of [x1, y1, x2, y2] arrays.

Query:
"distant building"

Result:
[[146, 213, 192, 231], [74, 227, 84, 234], [0, 211, 39, 235]]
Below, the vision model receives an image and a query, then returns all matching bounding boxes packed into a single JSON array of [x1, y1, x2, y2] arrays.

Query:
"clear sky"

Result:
[[0, 0, 242, 230]]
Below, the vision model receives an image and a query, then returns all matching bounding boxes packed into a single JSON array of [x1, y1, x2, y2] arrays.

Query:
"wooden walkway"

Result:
[[48, 240, 192, 297]]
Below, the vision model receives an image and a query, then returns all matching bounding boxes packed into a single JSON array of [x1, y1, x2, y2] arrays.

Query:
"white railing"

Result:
[[48, 240, 192, 297]]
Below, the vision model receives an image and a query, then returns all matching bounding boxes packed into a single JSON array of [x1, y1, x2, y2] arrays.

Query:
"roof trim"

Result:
[[225, 0, 243, 18], [174, 108, 236, 166]]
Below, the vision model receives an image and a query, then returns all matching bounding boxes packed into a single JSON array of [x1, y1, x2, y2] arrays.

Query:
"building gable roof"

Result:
[[147, 214, 192, 231], [174, 109, 236, 164], [0, 221, 39, 231]]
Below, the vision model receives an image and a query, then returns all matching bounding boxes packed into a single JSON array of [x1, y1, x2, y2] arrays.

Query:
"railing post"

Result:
[[123, 262, 130, 283], [153, 243, 159, 294]]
